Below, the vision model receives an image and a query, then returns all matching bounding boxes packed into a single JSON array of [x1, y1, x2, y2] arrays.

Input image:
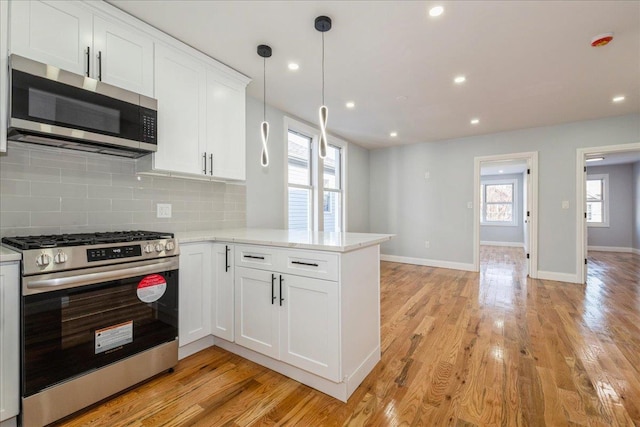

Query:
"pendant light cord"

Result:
[[322, 32, 325, 105], [263, 57, 266, 121]]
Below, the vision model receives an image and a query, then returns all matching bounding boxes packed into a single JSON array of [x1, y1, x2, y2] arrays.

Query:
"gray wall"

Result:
[[245, 95, 370, 232], [634, 161, 640, 250], [0, 143, 246, 237], [479, 173, 524, 245], [369, 114, 640, 275], [586, 164, 634, 249]]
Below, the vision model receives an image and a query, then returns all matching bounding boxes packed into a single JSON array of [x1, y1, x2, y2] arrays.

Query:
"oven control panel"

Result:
[[87, 245, 142, 262]]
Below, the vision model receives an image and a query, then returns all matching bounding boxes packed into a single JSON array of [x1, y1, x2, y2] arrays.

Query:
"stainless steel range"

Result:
[[1, 231, 180, 427]]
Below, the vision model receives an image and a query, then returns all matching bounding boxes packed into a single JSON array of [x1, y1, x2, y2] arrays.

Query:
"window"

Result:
[[586, 174, 609, 227], [481, 179, 517, 226], [286, 118, 345, 232]]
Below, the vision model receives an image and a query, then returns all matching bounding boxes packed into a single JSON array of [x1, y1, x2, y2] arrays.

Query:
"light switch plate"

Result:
[[561, 200, 570, 209], [157, 203, 172, 218]]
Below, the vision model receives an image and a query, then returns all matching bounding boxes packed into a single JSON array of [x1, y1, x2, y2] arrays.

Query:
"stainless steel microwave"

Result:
[[7, 54, 157, 158]]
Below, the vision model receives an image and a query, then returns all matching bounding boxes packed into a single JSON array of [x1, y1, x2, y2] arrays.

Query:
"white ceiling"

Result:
[[108, 0, 640, 149]]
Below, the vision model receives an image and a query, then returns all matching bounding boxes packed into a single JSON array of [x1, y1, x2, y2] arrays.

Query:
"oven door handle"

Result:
[[26, 260, 178, 291]]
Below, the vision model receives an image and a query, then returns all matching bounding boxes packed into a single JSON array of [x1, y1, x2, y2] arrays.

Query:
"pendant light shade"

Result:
[[315, 16, 332, 159], [257, 44, 272, 167]]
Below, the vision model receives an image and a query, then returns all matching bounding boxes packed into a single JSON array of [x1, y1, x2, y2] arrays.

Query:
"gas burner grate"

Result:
[[1, 230, 174, 250]]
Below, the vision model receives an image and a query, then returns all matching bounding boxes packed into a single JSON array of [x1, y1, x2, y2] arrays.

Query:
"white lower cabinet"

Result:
[[211, 243, 234, 341], [0, 262, 20, 425], [178, 243, 212, 346], [234, 264, 340, 382]]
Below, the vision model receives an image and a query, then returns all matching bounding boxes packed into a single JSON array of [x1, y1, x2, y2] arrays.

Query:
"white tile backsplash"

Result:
[[0, 143, 246, 237]]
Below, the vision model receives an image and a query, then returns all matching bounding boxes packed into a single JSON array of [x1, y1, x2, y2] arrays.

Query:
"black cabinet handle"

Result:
[[209, 154, 213, 175], [85, 46, 90, 77], [243, 255, 265, 260], [225, 245, 230, 272], [202, 153, 207, 174], [291, 261, 319, 267], [279, 275, 284, 306], [271, 274, 276, 304], [97, 51, 102, 81]]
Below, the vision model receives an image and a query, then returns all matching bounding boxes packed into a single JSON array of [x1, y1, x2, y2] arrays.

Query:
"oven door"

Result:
[[21, 258, 178, 398]]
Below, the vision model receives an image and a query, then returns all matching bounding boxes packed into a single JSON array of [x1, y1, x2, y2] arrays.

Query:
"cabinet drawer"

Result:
[[282, 250, 338, 282], [235, 245, 277, 270]]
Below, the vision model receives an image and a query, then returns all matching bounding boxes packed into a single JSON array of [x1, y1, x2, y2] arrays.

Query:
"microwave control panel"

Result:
[[140, 108, 157, 143]]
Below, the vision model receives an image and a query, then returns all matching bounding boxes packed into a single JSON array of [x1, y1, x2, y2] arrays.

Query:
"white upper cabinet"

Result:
[[10, 0, 154, 96], [10, 0, 93, 76], [206, 69, 247, 181], [153, 43, 207, 176], [92, 15, 154, 96]]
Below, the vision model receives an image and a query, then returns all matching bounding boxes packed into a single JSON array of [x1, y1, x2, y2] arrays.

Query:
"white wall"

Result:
[[245, 96, 370, 232], [587, 164, 634, 249], [480, 173, 524, 245], [370, 114, 640, 277], [634, 161, 640, 251]]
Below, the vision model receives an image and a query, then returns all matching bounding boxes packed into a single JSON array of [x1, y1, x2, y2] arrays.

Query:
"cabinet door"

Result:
[[10, 0, 92, 75], [178, 243, 212, 346], [92, 16, 154, 96], [206, 69, 246, 181], [212, 243, 234, 341], [0, 263, 20, 422], [280, 275, 340, 382], [154, 43, 206, 176], [234, 267, 279, 359], [0, 0, 8, 152]]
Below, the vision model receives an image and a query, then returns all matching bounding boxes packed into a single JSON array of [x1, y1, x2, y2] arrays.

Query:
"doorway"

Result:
[[473, 152, 539, 278], [576, 143, 640, 284]]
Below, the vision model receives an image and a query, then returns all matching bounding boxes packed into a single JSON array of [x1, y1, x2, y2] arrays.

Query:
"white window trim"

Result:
[[480, 178, 518, 227], [283, 116, 347, 232], [586, 173, 609, 228]]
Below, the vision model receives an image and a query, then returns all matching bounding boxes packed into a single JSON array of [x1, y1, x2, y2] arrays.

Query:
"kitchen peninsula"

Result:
[[175, 228, 393, 402]]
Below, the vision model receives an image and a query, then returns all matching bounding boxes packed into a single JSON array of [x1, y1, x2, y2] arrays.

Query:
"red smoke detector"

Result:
[[591, 32, 614, 47]]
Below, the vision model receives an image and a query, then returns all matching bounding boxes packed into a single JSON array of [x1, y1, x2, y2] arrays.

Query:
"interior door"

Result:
[[583, 164, 589, 283], [523, 167, 530, 276]]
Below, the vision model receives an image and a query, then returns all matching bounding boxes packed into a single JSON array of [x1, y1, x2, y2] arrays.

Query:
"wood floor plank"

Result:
[[52, 248, 640, 426]]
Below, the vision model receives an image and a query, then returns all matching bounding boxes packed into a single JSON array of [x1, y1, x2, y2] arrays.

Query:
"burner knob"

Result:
[[155, 243, 165, 252], [36, 253, 51, 267], [143, 244, 154, 254], [54, 251, 68, 264], [165, 241, 175, 251]]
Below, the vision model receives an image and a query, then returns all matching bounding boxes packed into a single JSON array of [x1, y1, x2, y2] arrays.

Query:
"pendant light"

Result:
[[315, 16, 332, 159], [257, 44, 272, 167]]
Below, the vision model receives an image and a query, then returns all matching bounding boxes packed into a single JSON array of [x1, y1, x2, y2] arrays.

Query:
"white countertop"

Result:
[[176, 228, 394, 253], [0, 246, 22, 263]]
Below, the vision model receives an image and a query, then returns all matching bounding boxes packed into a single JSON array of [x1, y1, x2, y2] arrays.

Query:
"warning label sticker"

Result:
[[137, 274, 167, 303], [95, 321, 133, 354]]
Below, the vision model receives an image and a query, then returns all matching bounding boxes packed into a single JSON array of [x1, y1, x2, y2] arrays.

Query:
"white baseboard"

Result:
[[178, 335, 214, 360], [480, 241, 524, 248], [588, 245, 633, 253], [380, 254, 475, 272], [634, 248, 640, 256], [537, 271, 580, 284]]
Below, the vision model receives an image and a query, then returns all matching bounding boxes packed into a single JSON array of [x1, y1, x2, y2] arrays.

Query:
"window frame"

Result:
[[480, 178, 518, 227], [586, 173, 609, 228], [284, 116, 347, 232]]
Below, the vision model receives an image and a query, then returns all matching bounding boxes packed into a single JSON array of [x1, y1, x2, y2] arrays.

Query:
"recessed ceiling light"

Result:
[[288, 63, 299, 71], [454, 75, 466, 84], [499, 170, 504, 174], [345, 101, 355, 109], [390, 132, 398, 137], [429, 5, 444, 17], [612, 95, 625, 103], [470, 118, 480, 125], [396, 95, 408, 101], [586, 157, 605, 162]]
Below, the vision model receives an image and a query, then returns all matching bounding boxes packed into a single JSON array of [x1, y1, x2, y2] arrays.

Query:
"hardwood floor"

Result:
[[54, 247, 640, 426]]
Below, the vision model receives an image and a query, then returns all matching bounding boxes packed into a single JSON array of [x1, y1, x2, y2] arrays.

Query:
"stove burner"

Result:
[[1, 231, 174, 250]]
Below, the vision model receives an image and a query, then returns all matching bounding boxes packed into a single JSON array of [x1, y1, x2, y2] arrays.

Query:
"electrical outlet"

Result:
[[424, 171, 430, 180], [467, 201, 473, 209], [425, 241, 430, 249], [157, 203, 172, 218], [562, 200, 569, 209]]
